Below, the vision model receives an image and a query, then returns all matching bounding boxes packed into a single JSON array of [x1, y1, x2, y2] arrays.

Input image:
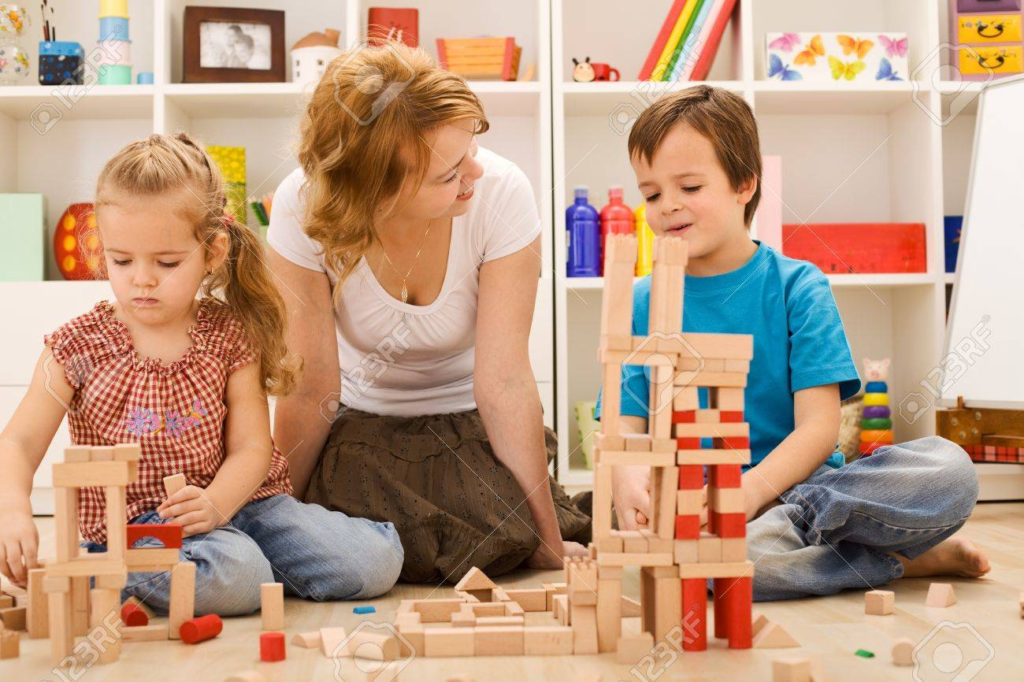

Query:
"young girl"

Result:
[[0, 134, 404, 614]]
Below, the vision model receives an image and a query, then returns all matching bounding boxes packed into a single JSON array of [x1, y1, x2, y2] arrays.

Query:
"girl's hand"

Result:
[[611, 464, 651, 530], [0, 507, 39, 586], [156, 485, 227, 538]]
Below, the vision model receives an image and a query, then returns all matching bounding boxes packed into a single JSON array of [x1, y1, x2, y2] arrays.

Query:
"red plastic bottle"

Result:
[[599, 186, 635, 275]]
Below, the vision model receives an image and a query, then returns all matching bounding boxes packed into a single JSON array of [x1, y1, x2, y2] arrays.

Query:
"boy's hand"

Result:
[[611, 464, 651, 530], [156, 486, 228, 538], [0, 507, 39, 586]]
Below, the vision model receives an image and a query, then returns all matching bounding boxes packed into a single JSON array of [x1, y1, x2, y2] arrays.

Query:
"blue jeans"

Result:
[[747, 436, 979, 601], [87, 494, 404, 616]]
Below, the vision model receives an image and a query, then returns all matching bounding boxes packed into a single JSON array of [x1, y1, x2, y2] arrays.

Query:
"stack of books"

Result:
[[638, 0, 739, 81]]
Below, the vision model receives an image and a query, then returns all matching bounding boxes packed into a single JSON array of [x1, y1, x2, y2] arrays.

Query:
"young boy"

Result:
[[598, 85, 990, 601]]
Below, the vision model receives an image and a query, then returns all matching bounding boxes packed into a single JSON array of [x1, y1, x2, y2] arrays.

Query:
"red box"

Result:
[[782, 223, 926, 274]]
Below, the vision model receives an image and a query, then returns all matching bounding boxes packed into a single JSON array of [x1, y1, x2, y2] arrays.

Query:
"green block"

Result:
[[0, 194, 45, 281], [861, 417, 892, 430]]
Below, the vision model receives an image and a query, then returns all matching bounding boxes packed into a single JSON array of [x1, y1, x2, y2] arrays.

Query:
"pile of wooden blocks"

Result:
[[39, 445, 196, 665], [593, 234, 755, 655]]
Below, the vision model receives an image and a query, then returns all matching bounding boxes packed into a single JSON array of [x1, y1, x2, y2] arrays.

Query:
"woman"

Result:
[[267, 43, 590, 583]]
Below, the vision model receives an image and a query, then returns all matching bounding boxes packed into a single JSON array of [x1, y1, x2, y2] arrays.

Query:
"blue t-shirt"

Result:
[[596, 241, 861, 469]]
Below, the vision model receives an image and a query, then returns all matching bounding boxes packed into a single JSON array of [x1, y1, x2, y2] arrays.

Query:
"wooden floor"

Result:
[[2, 503, 1022, 681]]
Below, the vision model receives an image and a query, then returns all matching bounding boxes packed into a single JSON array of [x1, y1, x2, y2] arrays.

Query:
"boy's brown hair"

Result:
[[627, 85, 762, 226]]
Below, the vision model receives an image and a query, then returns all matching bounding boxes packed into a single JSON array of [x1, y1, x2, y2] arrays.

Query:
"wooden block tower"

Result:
[[41, 445, 196, 666], [591, 233, 754, 655]]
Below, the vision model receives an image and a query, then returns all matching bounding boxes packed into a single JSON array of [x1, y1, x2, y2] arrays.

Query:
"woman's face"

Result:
[[389, 120, 484, 222]]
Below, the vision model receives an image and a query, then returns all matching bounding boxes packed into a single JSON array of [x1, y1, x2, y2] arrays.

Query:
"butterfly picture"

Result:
[[795, 34, 825, 66], [837, 35, 875, 60], [768, 53, 803, 81], [829, 56, 866, 81], [875, 57, 903, 81], [878, 35, 908, 58], [769, 33, 801, 52]]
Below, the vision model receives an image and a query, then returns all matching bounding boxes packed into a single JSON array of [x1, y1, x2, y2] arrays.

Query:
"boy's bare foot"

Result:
[[894, 537, 991, 579]]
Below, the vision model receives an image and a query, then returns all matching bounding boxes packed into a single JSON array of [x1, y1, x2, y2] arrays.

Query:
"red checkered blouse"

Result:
[[45, 298, 293, 544]]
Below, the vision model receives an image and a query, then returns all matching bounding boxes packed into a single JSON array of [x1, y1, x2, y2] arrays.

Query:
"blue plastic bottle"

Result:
[[566, 186, 600, 277]]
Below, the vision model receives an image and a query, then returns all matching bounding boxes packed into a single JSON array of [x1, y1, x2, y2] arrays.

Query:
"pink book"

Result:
[[756, 156, 782, 250], [689, 0, 738, 80], [679, 0, 723, 80]]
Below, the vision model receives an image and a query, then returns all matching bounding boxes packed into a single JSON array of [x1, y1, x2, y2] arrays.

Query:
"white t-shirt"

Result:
[[266, 146, 542, 417]]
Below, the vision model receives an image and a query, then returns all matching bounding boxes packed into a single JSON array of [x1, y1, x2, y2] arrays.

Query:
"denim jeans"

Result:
[[747, 436, 979, 601], [87, 494, 404, 616]]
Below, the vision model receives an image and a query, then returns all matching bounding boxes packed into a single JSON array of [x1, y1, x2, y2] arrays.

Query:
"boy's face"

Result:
[[631, 122, 755, 262]]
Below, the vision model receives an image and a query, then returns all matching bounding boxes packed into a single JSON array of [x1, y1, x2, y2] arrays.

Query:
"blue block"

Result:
[[864, 381, 888, 394], [99, 16, 130, 42], [39, 41, 84, 57], [137, 71, 154, 84], [353, 606, 375, 615]]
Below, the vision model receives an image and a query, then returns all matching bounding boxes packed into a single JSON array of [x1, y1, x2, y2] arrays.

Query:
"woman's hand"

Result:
[[0, 506, 39, 586], [157, 485, 228, 538], [612, 464, 651, 530], [526, 540, 588, 569]]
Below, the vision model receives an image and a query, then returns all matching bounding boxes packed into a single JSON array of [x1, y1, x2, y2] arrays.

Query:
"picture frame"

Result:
[[183, 6, 285, 83]]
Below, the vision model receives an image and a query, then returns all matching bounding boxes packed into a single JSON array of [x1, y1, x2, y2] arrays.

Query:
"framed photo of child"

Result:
[[183, 7, 286, 83]]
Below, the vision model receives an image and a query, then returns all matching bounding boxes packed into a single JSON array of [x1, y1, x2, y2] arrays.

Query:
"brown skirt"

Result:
[[304, 408, 591, 584]]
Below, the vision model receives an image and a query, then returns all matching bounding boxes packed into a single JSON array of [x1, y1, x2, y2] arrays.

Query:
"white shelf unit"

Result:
[[552, 0, 1013, 496], [0, 0, 555, 510]]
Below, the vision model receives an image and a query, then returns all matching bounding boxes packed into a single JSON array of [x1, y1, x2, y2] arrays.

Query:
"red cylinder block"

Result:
[[180, 614, 223, 644], [120, 603, 149, 627], [260, 632, 286, 662], [681, 578, 707, 651], [713, 579, 726, 640], [717, 577, 753, 649]]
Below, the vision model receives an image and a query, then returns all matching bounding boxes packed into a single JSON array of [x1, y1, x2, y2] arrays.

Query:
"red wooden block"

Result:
[[121, 603, 149, 627], [713, 579, 726, 640], [711, 512, 746, 538], [681, 579, 707, 651], [782, 222, 926, 274], [716, 576, 752, 649], [720, 411, 744, 423], [127, 523, 183, 549], [713, 436, 749, 450], [677, 437, 702, 450], [678, 465, 704, 490], [180, 614, 223, 644], [260, 632, 286, 662], [672, 411, 696, 424], [675, 515, 700, 539], [708, 464, 742, 489]]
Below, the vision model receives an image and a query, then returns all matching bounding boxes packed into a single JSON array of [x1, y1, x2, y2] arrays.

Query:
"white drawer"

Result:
[[0, 281, 113, 385], [0, 385, 71, 513]]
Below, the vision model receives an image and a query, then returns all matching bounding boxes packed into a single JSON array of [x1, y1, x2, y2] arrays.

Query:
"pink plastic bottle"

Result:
[[599, 186, 635, 275]]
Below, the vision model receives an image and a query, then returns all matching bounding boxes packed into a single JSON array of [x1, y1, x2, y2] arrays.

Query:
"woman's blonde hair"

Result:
[[298, 41, 489, 289], [95, 133, 299, 396]]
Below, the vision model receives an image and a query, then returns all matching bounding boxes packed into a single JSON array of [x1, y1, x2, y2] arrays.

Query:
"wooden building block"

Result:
[[653, 465, 678, 539], [64, 446, 91, 462], [677, 449, 752, 466], [598, 564, 623, 581], [721, 538, 747, 563], [553, 594, 569, 626], [455, 567, 496, 593], [594, 433, 625, 452], [571, 604, 598, 654], [168, 561, 196, 639], [674, 422, 750, 439], [414, 599, 465, 623], [623, 434, 652, 451], [474, 626, 524, 656], [752, 610, 769, 637], [865, 590, 894, 616], [709, 486, 746, 514], [347, 629, 402, 661], [504, 588, 547, 612], [524, 626, 573, 655], [892, 637, 914, 666], [595, 536, 623, 553], [261, 582, 284, 631], [677, 561, 753, 579], [475, 615, 525, 627], [292, 631, 321, 648], [89, 588, 121, 663], [53, 487, 79, 564], [52, 461, 131, 488], [72, 579, 91, 636], [424, 627, 474, 657], [122, 624, 169, 642], [673, 386, 700, 411], [616, 632, 654, 664], [0, 630, 19, 659], [772, 658, 812, 682], [640, 528, 673, 554], [592, 463, 613, 541], [464, 602, 505, 618], [163, 473, 187, 497], [47, 588, 73, 665], [652, 576, 681, 643], [321, 627, 349, 657], [597, 553, 674, 567], [619, 530, 648, 554], [926, 583, 957, 608], [596, 577, 621, 653], [697, 534, 722, 563], [26, 568, 48, 639], [601, 363, 623, 437], [715, 387, 745, 411], [0, 606, 26, 631], [95, 572, 127, 590], [752, 621, 800, 649], [450, 611, 476, 628], [399, 624, 424, 657], [112, 443, 141, 462], [674, 540, 699, 564]]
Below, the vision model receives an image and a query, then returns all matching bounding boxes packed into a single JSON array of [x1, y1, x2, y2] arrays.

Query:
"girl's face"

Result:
[[386, 120, 485, 223], [97, 190, 228, 326]]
